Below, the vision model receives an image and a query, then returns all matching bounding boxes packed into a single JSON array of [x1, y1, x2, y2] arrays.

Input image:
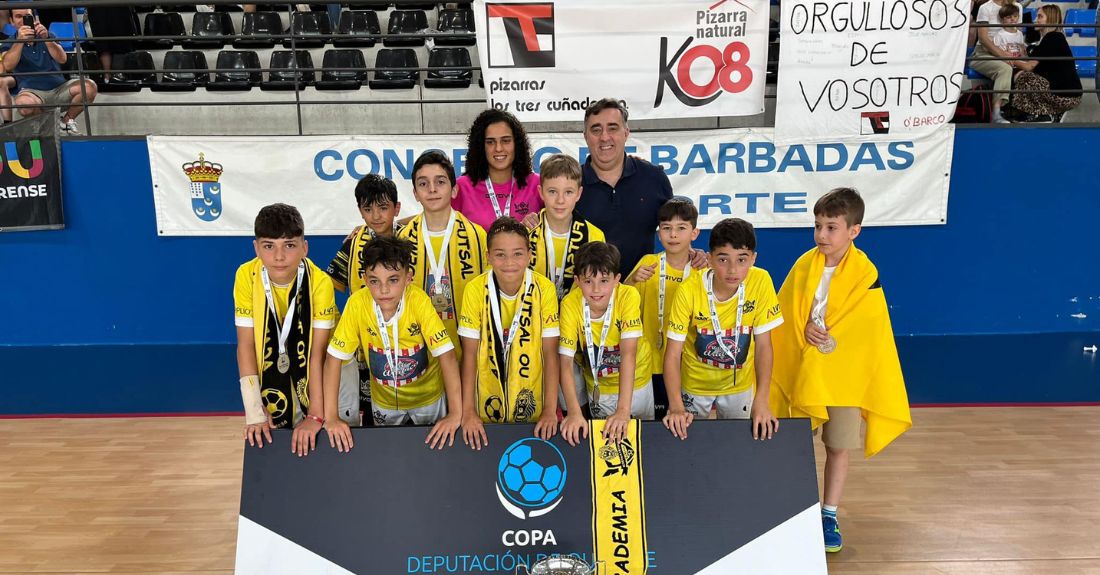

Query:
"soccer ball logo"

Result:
[[484, 395, 504, 422], [496, 437, 567, 520], [261, 388, 288, 419]]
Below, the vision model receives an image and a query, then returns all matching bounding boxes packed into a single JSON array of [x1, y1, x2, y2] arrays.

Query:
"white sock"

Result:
[[823, 504, 838, 514]]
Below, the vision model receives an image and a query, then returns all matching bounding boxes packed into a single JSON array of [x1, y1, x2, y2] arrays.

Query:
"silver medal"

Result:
[[817, 335, 837, 354], [431, 290, 450, 313], [277, 352, 291, 373]]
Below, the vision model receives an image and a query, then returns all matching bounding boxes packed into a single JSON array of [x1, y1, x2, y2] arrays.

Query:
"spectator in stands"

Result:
[[2, 9, 97, 134], [971, 0, 1020, 123], [0, 74, 13, 124], [993, 4, 1026, 58], [86, 7, 139, 72], [453, 109, 542, 230], [574, 98, 706, 277], [1006, 5, 1083, 122]]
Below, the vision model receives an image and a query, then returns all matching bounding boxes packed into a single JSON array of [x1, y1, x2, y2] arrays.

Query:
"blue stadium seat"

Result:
[[208, 50, 262, 91], [1066, 9, 1097, 38], [48, 21, 88, 52], [316, 49, 367, 90], [141, 12, 185, 49], [369, 48, 419, 89], [261, 50, 316, 90], [384, 10, 428, 47], [185, 12, 234, 48], [1071, 45, 1097, 78], [98, 51, 156, 92], [236, 12, 283, 49], [436, 8, 475, 46], [334, 11, 381, 48], [285, 11, 332, 48], [424, 47, 472, 89], [153, 50, 209, 92], [965, 46, 989, 81]]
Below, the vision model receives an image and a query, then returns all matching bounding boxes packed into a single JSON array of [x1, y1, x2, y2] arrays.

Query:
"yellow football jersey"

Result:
[[666, 267, 783, 396], [233, 257, 337, 334], [629, 253, 693, 375], [558, 283, 652, 396], [328, 286, 454, 410]]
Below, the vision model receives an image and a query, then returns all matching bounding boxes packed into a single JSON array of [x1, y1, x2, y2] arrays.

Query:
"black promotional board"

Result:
[[0, 113, 63, 232], [237, 419, 826, 574]]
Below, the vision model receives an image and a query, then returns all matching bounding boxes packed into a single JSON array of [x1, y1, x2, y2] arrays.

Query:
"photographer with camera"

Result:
[[1, 9, 96, 134]]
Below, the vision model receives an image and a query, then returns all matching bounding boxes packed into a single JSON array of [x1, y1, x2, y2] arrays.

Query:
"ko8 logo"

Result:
[[655, 37, 753, 108]]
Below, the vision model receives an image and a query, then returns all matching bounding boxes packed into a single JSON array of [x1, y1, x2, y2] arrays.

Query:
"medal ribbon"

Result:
[[704, 270, 745, 365], [373, 296, 405, 406], [583, 289, 616, 401], [260, 261, 305, 358], [488, 269, 532, 384], [422, 211, 457, 296], [657, 253, 691, 341], [544, 218, 573, 296], [485, 176, 514, 220]]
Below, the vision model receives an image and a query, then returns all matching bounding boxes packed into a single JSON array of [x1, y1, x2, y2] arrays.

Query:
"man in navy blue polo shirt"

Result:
[[575, 98, 674, 277], [2, 9, 97, 134]]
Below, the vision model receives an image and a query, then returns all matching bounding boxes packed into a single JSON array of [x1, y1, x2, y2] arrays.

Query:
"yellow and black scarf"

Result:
[[251, 263, 313, 429], [590, 419, 647, 574], [477, 272, 548, 423], [528, 210, 593, 296], [403, 212, 485, 298]]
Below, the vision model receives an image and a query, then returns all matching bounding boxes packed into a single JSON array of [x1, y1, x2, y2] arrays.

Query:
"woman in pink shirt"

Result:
[[453, 109, 542, 229]]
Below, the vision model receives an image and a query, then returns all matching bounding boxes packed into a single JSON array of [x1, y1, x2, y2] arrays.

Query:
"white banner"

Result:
[[148, 127, 953, 236], [774, 0, 970, 143], [472, 0, 770, 121]]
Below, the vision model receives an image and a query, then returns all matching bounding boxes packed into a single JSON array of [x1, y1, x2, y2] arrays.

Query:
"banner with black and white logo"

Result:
[[0, 113, 63, 232], [774, 0, 970, 143], [473, 0, 770, 121]]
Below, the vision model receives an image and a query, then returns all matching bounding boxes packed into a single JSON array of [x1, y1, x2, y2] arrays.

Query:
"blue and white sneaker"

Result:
[[822, 514, 843, 552]]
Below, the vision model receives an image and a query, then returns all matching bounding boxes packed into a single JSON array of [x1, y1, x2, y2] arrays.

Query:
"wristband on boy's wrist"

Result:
[[306, 415, 325, 425]]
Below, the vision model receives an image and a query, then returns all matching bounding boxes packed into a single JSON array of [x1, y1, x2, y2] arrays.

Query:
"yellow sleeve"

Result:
[[457, 275, 484, 340], [539, 277, 560, 338], [754, 269, 784, 334], [327, 295, 362, 361], [589, 222, 605, 243], [310, 266, 337, 329], [666, 277, 695, 342], [557, 292, 581, 357], [618, 285, 644, 339], [413, 290, 455, 357], [233, 263, 254, 328]]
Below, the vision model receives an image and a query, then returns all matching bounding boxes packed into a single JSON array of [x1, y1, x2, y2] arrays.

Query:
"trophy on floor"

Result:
[[517, 555, 599, 575]]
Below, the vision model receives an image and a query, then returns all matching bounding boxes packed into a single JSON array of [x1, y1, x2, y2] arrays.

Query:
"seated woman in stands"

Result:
[[453, 109, 542, 230], [1004, 4, 1083, 122]]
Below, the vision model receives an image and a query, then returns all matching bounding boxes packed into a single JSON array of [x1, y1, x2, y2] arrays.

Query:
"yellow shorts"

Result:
[[815, 406, 863, 451]]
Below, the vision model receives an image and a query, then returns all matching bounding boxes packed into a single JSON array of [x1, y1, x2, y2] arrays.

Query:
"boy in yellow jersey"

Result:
[[527, 153, 605, 416], [327, 174, 405, 426], [558, 242, 654, 446], [323, 237, 463, 451], [663, 218, 782, 441], [327, 173, 404, 294], [457, 217, 561, 450], [770, 188, 910, 553], [398, 151, 487, 358], [527, 154, 605, 300], [233, 204, 337, 457], [625, 198, 700, 420]]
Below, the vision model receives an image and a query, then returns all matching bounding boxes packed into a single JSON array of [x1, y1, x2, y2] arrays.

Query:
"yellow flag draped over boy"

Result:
[[770, 245, 911, 457]]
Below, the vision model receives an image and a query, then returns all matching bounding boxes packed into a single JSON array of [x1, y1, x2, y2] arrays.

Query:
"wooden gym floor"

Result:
[[1, 407, 1098, 574]]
